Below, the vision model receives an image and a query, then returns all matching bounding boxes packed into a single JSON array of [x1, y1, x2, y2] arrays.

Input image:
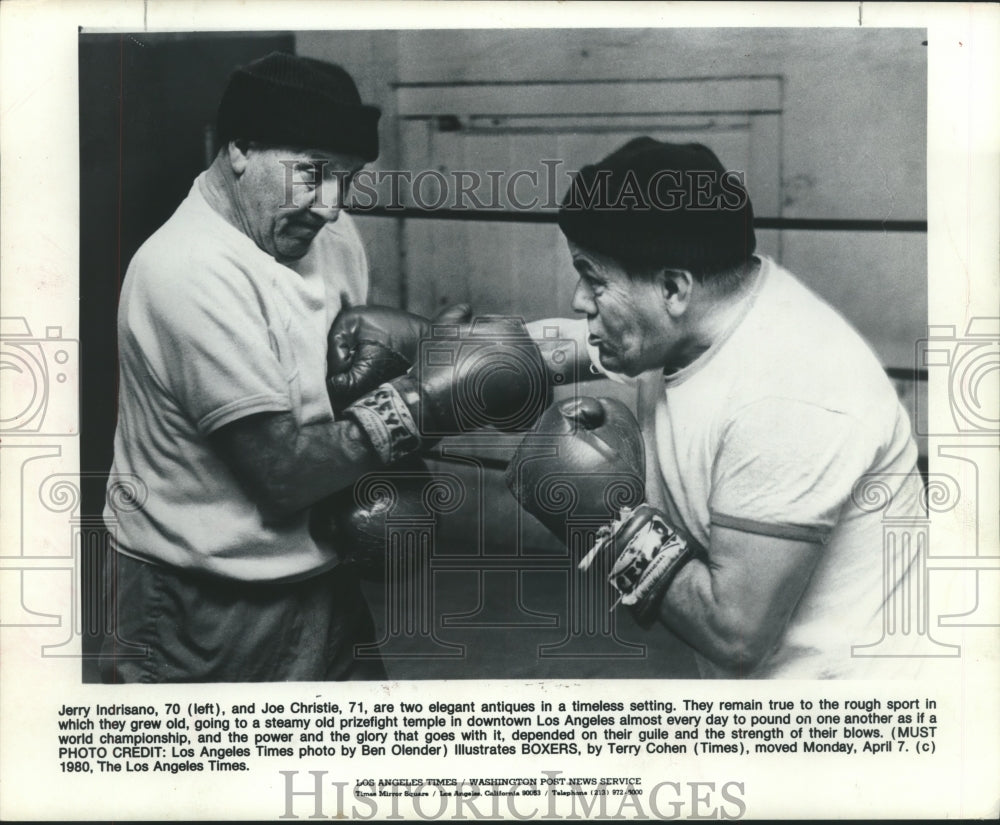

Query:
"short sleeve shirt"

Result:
[[104, 173, 368, 582], [590, 257, 924, 678]]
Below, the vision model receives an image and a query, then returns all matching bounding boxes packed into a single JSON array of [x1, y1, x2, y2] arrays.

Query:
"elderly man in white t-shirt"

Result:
[[511, 137, 925, 678], [101, 52, 389, 682]]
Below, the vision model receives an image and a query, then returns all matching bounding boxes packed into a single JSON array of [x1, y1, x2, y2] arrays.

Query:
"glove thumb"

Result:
[[433, 303, 473, 324], [559, 396, 643, 468], [558, 396, 606, 430], [328, 315, 361, 374]]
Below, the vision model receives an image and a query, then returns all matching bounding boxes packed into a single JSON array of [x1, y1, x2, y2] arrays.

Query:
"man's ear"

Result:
[[655, 268, 695, 316], [227, 140, 251, 175]]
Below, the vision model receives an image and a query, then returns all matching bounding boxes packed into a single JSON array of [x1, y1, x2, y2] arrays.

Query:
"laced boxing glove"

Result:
[[505, 396, 693, 626], [322, 307, 465, 575], [324, 315, 550, 577], [327, 303, 473, 413], [343, 315, 553, 463], [322, 307, 454, 575]]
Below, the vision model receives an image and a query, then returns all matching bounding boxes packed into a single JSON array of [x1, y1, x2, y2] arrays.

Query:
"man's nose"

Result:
[[307, 183, 342, 222], [310, 200, 341, 223], [571, 279, 596, 316]]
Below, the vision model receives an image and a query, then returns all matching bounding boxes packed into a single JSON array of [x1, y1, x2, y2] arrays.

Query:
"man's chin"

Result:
[[597, 350, 628, 375], [275, 239, 313, 263], [599, 348, 648, 378]]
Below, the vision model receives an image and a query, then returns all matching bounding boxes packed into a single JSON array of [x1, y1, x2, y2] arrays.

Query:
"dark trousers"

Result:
[[99, 550, 387, 683]]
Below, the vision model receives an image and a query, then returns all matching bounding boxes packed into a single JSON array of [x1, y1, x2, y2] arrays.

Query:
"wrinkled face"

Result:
[[233, 144, 366, 262], [568, 241, 676, 377]]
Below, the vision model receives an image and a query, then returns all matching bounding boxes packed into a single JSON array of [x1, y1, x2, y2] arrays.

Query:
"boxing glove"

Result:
[[505, 396, 692, 626], [327, 303, 472, 412], [343, 315, 552, 463], [504, 396, 646, 539], [313, 456, 441, 580]]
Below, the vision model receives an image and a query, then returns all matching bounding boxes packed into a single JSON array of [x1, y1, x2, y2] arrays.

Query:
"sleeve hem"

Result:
[[710, 512, 831, 544], [198, 394, 292, 435]]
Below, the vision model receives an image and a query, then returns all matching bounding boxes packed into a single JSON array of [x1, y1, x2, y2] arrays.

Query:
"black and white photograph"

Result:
[[78, 25, 931, 683], [1, 1, 998, 821]]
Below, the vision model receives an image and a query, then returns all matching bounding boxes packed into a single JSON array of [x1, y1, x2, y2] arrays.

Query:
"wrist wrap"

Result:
[[580, 504, 692, 627], [343, 382, 421, 464]]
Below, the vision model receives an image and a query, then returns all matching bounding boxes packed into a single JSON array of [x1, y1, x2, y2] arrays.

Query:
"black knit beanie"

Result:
[[217, 52, 381, 161], [558, 137, 756, 274]]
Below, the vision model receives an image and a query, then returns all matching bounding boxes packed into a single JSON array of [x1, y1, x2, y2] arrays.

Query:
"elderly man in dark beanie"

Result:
[[95, 50, 426, 683], [514, 137, 925, 678], [100, 52, 389, 682]]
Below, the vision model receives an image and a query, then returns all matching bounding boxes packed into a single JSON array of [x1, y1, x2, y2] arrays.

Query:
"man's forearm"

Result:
[[212, 412, 386, 520], [653, 527, 821, 675], [655, 560, 767, 674], [271, 417, 386, 514]]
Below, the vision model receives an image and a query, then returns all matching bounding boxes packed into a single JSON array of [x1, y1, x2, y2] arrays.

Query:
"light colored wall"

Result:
[[297, 27, 927, 368]]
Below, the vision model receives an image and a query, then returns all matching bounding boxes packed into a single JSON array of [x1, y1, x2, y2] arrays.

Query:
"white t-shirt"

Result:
[[591, 256, 924, 678], [104, 173, 368, 582]]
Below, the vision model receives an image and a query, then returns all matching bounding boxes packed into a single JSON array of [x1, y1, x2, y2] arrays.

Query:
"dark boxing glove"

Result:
[[314, 456, 442, 580], [505, 396, 692, 625], [343, 316, 552, 463], [504, 396, 647, 538], [321, 305, 474, 578], [327, 303, 472, 412]]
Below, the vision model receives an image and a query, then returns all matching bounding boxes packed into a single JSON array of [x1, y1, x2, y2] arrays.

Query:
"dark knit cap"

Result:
[[558, 137, 755, 274], [217, 52, 381, 161]]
